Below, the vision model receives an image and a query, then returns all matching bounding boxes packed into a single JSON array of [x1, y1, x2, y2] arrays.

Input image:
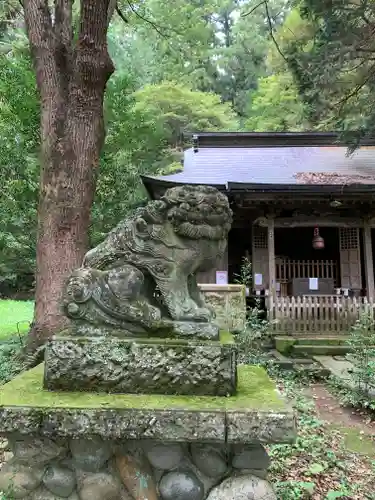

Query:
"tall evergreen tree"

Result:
[[286, 0, 375, 143]]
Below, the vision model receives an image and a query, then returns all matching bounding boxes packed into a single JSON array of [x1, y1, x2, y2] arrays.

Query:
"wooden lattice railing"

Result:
[[276, 259, 338, 282], [267, 295, 375, 334]]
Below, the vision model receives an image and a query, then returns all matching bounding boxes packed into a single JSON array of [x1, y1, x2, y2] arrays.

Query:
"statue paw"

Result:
[[206, 304, 216, 319], [191, 307, 213, 322]]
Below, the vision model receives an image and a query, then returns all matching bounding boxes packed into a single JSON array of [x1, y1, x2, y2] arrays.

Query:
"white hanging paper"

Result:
[[309, 277, 319, 290], [254, 273, 263, 286], [216, 271, 228, 285]]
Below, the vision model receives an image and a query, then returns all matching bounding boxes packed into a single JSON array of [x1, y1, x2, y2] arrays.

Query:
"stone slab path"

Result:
[[314, 355, 375, 397]]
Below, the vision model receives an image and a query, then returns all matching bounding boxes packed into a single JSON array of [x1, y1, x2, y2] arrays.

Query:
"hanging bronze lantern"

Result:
[[312, 227, 325, 250]]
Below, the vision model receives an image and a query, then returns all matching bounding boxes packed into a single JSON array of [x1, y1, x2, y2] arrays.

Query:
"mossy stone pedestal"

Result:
[[43, 332, 237, 396], [0, 364, 296, 500]]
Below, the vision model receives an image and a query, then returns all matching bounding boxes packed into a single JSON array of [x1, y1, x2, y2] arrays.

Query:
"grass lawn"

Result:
[[0, 300, 34, 340]]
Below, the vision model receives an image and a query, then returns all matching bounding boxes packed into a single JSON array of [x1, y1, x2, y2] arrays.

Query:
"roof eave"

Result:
[[227, 182, 375, 195], [185, 131, 375, 148]]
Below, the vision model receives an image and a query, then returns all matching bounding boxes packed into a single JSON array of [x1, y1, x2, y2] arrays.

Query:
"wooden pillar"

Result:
[[363, 221, 375, 300], [268, 218, 276, 299]]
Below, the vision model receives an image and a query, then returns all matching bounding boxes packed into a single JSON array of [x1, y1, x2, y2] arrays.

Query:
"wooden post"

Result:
[[363, 221, 375, 300], [268, 218, 276, 299]]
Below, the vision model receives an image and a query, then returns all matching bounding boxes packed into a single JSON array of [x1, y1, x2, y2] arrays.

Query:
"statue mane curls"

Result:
[[147, 185, 233, 240]]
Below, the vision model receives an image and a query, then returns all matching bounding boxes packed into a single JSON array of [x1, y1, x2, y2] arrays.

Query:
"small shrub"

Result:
[[233, 256, 273, 364], [346, 313, 375, 390], [233, 255, 253, 289], [0, 336, 24, 385]]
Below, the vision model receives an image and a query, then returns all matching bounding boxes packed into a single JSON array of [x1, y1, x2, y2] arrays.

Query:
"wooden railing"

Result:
[[268, 295, 375, 334], [276, 259, 338, 282]]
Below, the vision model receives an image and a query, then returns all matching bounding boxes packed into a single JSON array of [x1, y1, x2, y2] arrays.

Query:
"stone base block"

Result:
[[43, 334, 237, 396], [0, 364, 296, 499], [0, 364, 295, 443]]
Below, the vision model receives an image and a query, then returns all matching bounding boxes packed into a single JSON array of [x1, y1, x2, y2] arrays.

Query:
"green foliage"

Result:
[[285, 0, 375, 140], [233, 257, 271, 362], [269, 375, 370, 499], [246, 73, 309, 131], [0, 491, 15, 500], [0, 41, 39, 291], [0, 300, 34, 340], [346, 313, 375, 395], [116, 0, 289, 117], [0, 44, 240, 286], [133, 81, 239, 142], [331, 313, 375, 411], [92, 79, 239, 244], [244, 7, 315, 132], [234, 256, 253, 288], [0, 335, 24, 385]]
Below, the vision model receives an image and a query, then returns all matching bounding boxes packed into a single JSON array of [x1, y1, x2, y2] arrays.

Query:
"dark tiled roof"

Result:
[[150, 146, 375, 187]]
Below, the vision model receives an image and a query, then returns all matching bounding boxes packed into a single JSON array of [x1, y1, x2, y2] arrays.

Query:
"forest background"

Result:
[[0, 0, 373, 296]]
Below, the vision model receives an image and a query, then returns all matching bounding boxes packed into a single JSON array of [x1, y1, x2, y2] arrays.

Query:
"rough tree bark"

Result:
[[23, 0, 115, 350]]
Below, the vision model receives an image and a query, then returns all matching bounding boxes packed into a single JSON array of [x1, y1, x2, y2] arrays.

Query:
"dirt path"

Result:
[[309, 384, 375, 435]]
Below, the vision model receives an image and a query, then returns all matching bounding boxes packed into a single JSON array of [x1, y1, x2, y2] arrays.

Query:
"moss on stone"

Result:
[[219, 330, 235, 344], [0, 364, 285, 412], [275, 337, 296, 355]]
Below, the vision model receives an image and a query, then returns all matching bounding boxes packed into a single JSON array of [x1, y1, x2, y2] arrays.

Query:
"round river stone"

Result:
[[206, 474, 276, 500], [79, 472, 121, 500], [232, 444, 270, 470], [146, 443, 184, 470], [190, 443, 228, 478], [43, 464, 76, 497], [30, 487, 79, 499], [70, 437, 112, 472], [159, 470, 204, 500], [8, 435, 66, 466], [0, 463, 44, 498]]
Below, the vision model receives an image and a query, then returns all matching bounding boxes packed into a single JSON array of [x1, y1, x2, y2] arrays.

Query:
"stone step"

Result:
[[292, 344, 351, 356], [269, 350, 330, 377], [275, 335, 350, 355]]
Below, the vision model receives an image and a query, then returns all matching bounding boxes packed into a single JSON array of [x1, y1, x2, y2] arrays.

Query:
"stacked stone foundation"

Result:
[[0, 435, 276, 500], [0, 361, 296, 500]]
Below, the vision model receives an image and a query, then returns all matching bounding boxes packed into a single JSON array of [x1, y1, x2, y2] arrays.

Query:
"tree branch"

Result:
[[115, 5, 128, 24], [107, 0, 117, 23], [125, 0, 166, 37], [241, 0, 289, 64], [78, 0, 112, 45], [54, 0, 73, 44], [241, 0, 266, 17], [75, 0, 114, 86], [54, 0, 73, 83], [336, 66, 375, 109], [264, 1, 289, 64], [23, 0, 56, 92]]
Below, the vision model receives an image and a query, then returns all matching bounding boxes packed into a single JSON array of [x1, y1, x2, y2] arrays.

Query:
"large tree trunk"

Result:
[[24, 0, 114, 350]]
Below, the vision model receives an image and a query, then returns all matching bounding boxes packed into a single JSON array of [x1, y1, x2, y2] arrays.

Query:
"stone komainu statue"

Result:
[[63, 185, 232, 335]]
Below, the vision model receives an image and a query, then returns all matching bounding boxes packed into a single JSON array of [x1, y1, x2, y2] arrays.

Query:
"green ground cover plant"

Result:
[[0, 300, 33, 340]]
